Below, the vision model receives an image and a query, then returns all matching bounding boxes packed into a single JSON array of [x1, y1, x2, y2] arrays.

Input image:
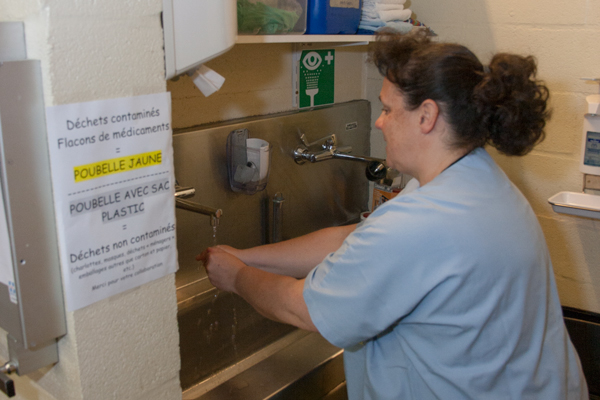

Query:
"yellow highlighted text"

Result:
[[73, 151, 162, 182]]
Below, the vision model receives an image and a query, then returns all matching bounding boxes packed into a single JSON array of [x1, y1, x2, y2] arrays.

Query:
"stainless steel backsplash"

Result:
[[173, 99, 371, 290]]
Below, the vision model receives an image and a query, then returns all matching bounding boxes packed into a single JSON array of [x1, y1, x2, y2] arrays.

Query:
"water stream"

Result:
[[212, 224, 218, 247], [200, 221, 240, 356]]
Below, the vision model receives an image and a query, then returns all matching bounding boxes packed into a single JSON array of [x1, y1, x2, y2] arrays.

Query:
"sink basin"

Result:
[[178, 279, 296, 392], [184, 328, 346, 400]]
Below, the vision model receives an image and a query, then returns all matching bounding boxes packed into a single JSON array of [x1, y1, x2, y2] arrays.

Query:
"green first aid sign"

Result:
[[299, 49, 335, 109]]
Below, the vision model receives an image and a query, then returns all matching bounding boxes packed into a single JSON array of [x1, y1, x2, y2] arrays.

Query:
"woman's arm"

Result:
[[199, 247, 317, 331], [200, 224, 356, 278]]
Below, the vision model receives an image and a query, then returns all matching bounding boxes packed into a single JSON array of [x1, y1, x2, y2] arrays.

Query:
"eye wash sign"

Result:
[[298, 49, 335, 109]]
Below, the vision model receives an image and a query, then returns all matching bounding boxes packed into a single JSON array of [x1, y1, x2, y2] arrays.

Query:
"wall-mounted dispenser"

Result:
[[580, 78, 600, 175], [162, 0, 237, 80], [227, 129, 271, 194], [548, 78, 600, 219]]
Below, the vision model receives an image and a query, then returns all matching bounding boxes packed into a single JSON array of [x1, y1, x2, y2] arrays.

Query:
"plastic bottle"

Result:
[[306, 0, 362, 34]]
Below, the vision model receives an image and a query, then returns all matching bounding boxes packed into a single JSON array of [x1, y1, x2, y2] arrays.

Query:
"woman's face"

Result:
[[374, 78, 421, 173]]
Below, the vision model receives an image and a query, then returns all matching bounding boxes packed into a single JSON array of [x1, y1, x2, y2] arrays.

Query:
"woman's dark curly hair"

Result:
[[369, 29, 551, 156]]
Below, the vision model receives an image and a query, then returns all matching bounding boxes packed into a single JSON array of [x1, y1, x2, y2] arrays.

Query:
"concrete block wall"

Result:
[[168, 43, 369, 129], [0, 1, 182, 399], [410, 0, 600, 313]]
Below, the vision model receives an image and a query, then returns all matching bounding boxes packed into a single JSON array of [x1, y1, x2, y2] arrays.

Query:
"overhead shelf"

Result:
[[236, 35, 376, 44]]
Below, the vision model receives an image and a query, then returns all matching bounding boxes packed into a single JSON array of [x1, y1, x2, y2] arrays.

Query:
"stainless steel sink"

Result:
[[183, 326, 346, 400], [172, 100, 371, 398], [177, 279, 296, 392]]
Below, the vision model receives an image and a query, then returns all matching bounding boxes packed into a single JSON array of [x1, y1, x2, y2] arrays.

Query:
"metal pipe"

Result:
[[295, 147, 385, 164], [0, 362, 16, 375], [272, 192, 285, 243], [331, 152, 385, 163], [174, 185, 196, 199], [175, 198, 223, 227]]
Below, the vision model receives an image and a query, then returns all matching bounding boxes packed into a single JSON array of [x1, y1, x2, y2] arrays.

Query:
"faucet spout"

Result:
[[331, 151, 385, 164], [293, 132, 389, 181], [175, 198, 223, 227], [294, 146, 385, 165]]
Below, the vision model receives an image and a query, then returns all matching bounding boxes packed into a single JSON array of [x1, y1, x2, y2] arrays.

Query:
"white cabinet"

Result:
[[162, 0, 237, 79]]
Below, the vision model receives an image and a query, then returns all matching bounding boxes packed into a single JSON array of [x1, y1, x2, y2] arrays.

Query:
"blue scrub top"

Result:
[[304, 148, 587, 399]]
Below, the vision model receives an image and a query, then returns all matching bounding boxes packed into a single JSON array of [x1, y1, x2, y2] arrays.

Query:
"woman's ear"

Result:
[[418, 99, 439, 134]]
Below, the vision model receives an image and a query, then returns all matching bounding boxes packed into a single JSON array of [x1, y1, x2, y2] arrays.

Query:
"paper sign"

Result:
[[45, 93, 178, 311], [299, 49, 335, 109]]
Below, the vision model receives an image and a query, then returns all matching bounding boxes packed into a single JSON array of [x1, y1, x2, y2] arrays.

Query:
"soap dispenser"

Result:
[[226, 129, 271, 195], [580, 78, 600, 175]]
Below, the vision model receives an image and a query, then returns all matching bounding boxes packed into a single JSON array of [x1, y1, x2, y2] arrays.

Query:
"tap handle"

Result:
[[366, 161, 388, 182], [335, 146, 352, 154], [299, 132, 336, 148]]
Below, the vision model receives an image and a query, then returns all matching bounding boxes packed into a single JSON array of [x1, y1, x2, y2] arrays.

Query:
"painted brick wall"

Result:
[[410, 0, 600, 312]]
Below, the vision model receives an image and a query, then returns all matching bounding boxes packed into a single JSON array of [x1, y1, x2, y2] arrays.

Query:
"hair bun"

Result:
[[474, 54, 551, 156]]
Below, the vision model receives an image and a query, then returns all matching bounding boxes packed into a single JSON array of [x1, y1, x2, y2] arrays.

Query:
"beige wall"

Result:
[[410, 0, 600, 312], [169, 43, 369, 129]]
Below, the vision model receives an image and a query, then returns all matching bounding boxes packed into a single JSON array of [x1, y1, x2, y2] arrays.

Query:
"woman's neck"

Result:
[[414, 146, 472, 186]]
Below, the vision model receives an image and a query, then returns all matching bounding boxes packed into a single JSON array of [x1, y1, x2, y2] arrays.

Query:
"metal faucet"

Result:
[[175, 185, 223, 227], [293, 132, 388, 181]]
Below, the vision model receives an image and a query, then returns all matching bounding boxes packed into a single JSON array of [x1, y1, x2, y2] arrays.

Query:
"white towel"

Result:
[[361, 11, 380, 19], [361, 11, 379, 19], [375, 3, 403, 11], [360, 6, 379, 19], [360, 18, 384, 27], [378, 9, 412, 22], [375, 0, 407, 4], [188, 64, 225, 97], [386, 20, 414, 33]]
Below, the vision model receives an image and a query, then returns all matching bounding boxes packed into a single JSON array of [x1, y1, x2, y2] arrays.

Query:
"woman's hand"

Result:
[[197, 246, 318, 332], [197, 246, 247, 293]]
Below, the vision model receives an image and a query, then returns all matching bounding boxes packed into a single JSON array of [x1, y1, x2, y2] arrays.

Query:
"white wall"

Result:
[[0, 1, 182, 399], [409, 0, 600, 312]]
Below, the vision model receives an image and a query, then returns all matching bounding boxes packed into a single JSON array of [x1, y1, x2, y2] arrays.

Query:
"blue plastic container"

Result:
[[306, 0, 362, 34]]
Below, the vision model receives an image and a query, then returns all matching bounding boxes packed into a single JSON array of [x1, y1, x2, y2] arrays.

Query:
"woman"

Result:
[[199, 30, 587, 399]]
